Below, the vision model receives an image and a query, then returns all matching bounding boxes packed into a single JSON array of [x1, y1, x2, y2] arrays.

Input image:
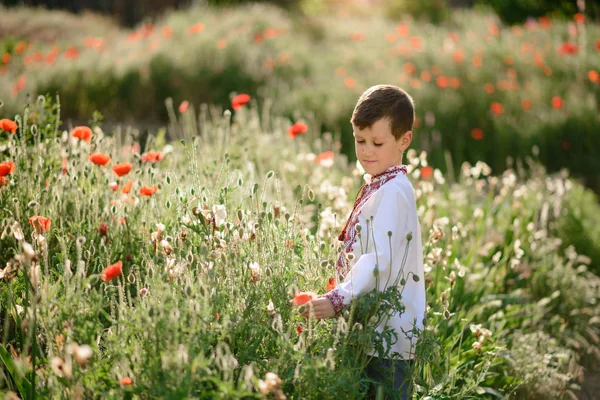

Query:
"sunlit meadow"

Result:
[[1, 94, 599, 398], [0, 4, 599, 190]]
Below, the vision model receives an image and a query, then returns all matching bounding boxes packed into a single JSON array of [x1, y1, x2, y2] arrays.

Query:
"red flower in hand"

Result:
[[291, 291, 317, 306]]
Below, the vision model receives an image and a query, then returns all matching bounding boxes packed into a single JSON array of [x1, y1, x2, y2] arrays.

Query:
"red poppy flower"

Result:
[[596, 40, 600, 51], [231, 94, 251, 110], [141, 151, 163, 163], [89, 153, 111, 166], [452, 50, 464, 64], [98, 222, 108, 236], [316, 151, 334, 167], [112, 162, 133, 177], [102, 261, 122, 282], [551, 96, 563, 109], [539, 16, 551, 28], [139, 185, 158, 197], [291, 291, 317, 306], [110, 182, 119, 191], [421, 166, 433, 179], [471, 128, 484, 141], [558, 42, 578, 55], [344, 77, 356, 88], [122, 180, 133, 194], [521, 99, 532, 110], [436, 76, 448, 88], [589, 70, 599, 83], [0, 161, 15, 176], [179, 101, 189, 113], [71, 126, 92, 142], [29, 216, 51, 232], [296, 325, 303, 334], [0, 119, 18, 133], [2, 53, 10, 65], [120, 376, 133, 385], [490, 102, 504, 115], [188, 23, 205, 34], [0, 176, 6, 186], [288, 122, 308, 138], [326, 277, 336, 292], [15, 41, 27, 54], [574, 13, 585, 23]]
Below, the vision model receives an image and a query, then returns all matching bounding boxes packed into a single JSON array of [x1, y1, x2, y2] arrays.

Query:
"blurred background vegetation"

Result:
[[0, 0, 599, 194]]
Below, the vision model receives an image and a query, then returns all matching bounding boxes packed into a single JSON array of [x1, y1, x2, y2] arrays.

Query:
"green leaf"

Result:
[[0, 344, 33, 398]]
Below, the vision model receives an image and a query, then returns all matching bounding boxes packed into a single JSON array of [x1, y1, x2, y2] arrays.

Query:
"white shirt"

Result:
[[324, 168, 426, 360]]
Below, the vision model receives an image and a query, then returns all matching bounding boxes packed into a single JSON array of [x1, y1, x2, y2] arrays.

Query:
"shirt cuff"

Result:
[[323, 289, 346, 314]]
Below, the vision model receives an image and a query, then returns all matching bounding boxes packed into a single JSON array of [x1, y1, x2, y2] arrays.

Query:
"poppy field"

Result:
[[1, 2, 600, 399], [1, 93, 600, 398], [0, 4, 599, 190]]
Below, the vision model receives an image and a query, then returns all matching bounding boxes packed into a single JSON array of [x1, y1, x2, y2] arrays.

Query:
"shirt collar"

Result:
[[364, 164, 407, 185]]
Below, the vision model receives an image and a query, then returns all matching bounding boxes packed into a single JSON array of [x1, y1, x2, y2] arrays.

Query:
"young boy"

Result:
[[300, 84, 426, 399]]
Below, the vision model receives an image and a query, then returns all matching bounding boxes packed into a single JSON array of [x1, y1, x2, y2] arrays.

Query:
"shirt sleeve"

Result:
[[323, 186, 409, 314]]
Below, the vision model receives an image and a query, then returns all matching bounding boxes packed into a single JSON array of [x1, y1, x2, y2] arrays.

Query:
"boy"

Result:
[[300, 84, 426, 399]]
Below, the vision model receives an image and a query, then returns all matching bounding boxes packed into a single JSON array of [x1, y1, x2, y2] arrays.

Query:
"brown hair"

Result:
[[351, 84, 415, 139]]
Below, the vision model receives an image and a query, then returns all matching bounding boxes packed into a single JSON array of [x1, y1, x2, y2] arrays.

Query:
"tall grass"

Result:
[[0, 97, 599, 398]]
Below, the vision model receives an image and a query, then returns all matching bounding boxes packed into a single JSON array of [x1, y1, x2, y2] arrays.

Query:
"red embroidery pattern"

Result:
[[324, 289, 345, 314], [335, 165, 407, 278]]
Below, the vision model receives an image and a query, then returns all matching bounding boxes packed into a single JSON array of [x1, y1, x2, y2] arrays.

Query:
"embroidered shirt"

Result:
[[323, 164, 426, 360]]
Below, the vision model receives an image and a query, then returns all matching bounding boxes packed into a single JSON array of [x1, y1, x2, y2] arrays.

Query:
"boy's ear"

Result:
[[400, 131, 413, 151]]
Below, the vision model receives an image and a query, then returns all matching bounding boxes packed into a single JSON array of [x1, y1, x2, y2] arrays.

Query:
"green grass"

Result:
[[0, 97, 599, 398]]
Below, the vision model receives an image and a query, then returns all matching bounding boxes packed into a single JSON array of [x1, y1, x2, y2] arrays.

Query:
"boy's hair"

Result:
[[351, 84, 415, 139]]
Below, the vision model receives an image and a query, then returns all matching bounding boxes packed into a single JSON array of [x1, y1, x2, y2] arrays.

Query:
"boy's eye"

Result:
[[356, 140, 365, 144], [374, 143, 383, 147]]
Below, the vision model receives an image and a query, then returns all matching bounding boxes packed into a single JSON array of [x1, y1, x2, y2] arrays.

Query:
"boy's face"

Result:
[[353, 118, 412, 176]]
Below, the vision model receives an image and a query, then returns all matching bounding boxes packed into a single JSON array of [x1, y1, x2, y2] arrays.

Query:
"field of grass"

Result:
[[1, 96, 600, 398], [0, 4, 599, 191]]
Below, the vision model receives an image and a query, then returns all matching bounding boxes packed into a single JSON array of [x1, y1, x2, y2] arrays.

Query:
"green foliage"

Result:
[[0, 100, 599, 397], [476, 0, 590, 24], [384, 0, 450, 24]]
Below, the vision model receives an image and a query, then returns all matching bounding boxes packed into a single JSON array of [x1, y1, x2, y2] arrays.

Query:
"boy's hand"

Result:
[[299, 297, 336, 319]]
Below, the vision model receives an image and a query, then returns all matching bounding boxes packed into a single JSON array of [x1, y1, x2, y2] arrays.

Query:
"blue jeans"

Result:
[[365, 357, 414, 400]]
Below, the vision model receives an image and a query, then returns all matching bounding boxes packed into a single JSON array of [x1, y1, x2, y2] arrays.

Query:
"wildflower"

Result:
[[249, 261, 261, 283], [551, 96, 563, 109], [291, 291, 317, 306], [141, 151, 163, 163], [179, 101, 189, 113], [558, 42, 578, 55], [296, 325, 303, 334], [70, 126, 92, 142], [112, 162, 133, 177], [316, 151, 334, 167], [50, 356, 72, 379], [472, 341, 483, 351], [89, 153, 111, 166], [326, 277, 336, 292], [101, 261, 122, 282], [344, 77, 356, 88], [452, 50, 464, 64], [232, 94, 251, 110], [109, 182, 119, 191], [162, 26, 172, 38], [15, 41, 27, 54], [160, 239, 173, 255], [490, 102, 504, 115], [471, 128, 484, 141], [267, 299, 275, 317], [212, 204, 227, 226], [139, 287, 149, 296], [98, 223, 108, 236], [521, 99, 532, 110], [589, 70, 599, 83], [188, 23, 205, 34], [0, 119, 18, 133], [29, 216, 51, 233], [120, 376, 133, 385], [0, 161, 15, 176], [2, 53, 11, 64], [288, 122, 308, 138], [72, 344, 93, 367], [139, 185, 158, 197], [574, 13, 585, 24], [122, 180, 133, 194], [258, 372, 285, 399], [421, 166, 433, 180]]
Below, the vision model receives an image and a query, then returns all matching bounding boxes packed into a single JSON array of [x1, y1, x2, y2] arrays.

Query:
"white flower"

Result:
[[73, 344, 93, 367], [212, 204, 227, 227]]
